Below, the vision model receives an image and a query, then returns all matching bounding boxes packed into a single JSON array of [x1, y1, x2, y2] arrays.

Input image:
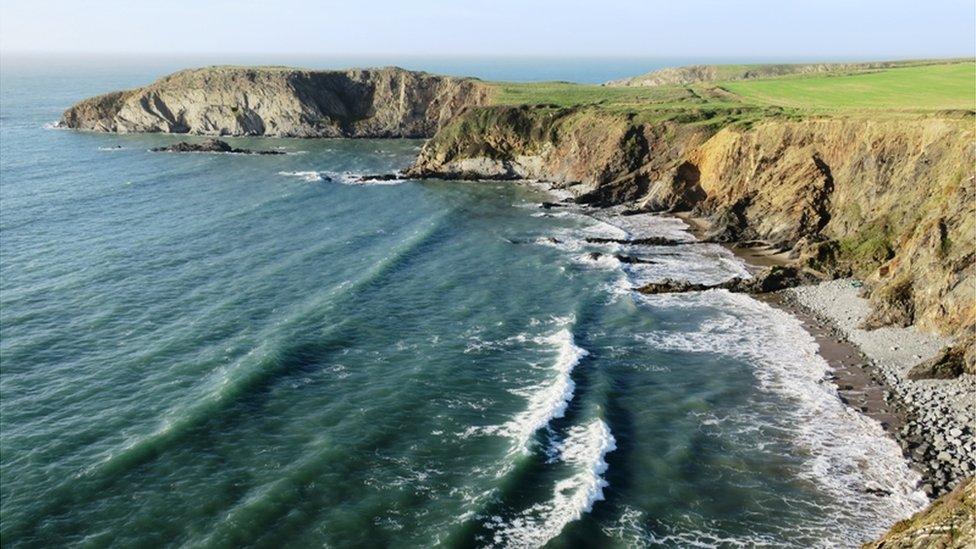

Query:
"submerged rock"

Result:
[[586, 252, 657, 265], [638, 279, 715, 294], [150, 138, 285, 155], [540, 201, 571, 209], [585, 235, 690, 246], [614, 254, 657, 265]]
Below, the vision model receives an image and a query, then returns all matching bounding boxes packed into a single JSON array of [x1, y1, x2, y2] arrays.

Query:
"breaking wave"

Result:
[[635, 290, 928, 545], [482, 324, 589, 455], [484, 419, 617, 548]]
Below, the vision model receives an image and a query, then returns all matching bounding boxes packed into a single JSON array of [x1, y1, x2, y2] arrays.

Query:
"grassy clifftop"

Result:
[[604, 58, 973, 88], [485, 60, 975, 117], [723, 62, 975, 110]]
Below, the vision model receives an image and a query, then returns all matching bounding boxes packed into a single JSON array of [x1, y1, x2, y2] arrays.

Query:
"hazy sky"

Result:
[[1, 0, 974, 58]]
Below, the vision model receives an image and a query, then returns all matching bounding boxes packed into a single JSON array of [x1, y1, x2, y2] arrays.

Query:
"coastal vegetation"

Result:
[[722, 62, 976, 110], [489, 60, 975, 114]]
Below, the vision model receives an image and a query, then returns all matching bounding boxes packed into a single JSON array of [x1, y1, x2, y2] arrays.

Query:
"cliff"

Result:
[[58, 66, 491, 138], [407, 106, 976, 356], [863, 477, 974, 548]]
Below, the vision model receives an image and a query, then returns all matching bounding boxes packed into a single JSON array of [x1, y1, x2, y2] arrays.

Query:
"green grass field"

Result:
[[488, 81, 777, 128], [488, 61, 976, 116], [489, 81, 693, 108], [721, 62, 976, 110]]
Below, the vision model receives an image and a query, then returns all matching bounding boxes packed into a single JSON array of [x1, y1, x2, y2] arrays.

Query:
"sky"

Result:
[[0, 0, 974, 59]]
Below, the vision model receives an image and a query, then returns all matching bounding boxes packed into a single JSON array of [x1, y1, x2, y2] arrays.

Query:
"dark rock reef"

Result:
[[638, 266, 820, 295], [150, 138, 284, 155]]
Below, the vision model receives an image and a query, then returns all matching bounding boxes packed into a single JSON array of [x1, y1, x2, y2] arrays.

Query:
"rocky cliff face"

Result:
[[863, 476, 973, 548], [59, 66, 492, 138], [408, 106, 976, 352]]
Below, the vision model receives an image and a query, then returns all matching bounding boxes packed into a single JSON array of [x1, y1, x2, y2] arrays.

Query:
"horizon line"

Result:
[[2, 50, 974, 62]]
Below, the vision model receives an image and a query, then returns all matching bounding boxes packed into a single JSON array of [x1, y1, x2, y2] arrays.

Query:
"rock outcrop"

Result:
[[863, 476, 974, 548], [59, 66, 491, 138], [408, 106, 976, 356], [637, 266, 819, 295], [150, 138, 284, 155], [908, 337, 976, 380]]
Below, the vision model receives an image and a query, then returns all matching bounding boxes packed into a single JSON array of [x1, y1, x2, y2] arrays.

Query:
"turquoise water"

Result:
[[1, 59, 927, 548]]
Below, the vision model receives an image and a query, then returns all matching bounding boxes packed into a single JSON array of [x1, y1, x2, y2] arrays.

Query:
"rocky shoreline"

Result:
[[779, 281, 975, 499], [668, 210, 973, 500], [529, 181, 971, 505]]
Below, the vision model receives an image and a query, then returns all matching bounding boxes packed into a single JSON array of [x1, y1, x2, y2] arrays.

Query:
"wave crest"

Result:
[[485, 419, 617, 548]]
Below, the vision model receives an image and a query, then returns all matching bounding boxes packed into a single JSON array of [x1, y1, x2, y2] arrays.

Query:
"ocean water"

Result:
[[0, 57, 928, 548]]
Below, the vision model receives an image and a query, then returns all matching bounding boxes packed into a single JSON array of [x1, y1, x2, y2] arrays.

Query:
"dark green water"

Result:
[[0, 58, 926, 548]]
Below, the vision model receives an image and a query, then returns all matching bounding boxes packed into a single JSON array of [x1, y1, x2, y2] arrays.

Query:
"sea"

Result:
[[0, 55, 928, 548]]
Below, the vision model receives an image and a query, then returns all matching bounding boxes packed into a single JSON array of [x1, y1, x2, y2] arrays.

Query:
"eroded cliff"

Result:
[[408, 106, 976, 353], [863, 476, 974, 548], [58, 66, 492, 138]]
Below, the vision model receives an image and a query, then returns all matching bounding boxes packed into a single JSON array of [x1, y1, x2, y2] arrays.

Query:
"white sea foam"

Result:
[[593, 209, 750, 287], [536, 207, 750, 296], [622, 243, 752, 287], [593, 208, 697, 243], [482, 327, 589, 454], [97, 146, 126, 151], [277, 170, 327, 183], [277, 170, 407, 185], [635, 290, 928, 544], [485, 419, 617, 548], [575, 251, 622, 270]]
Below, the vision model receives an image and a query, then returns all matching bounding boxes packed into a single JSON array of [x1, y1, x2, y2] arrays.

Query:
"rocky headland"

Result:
[[58, 66, 491, 137], [61, 62, 975, 543]]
